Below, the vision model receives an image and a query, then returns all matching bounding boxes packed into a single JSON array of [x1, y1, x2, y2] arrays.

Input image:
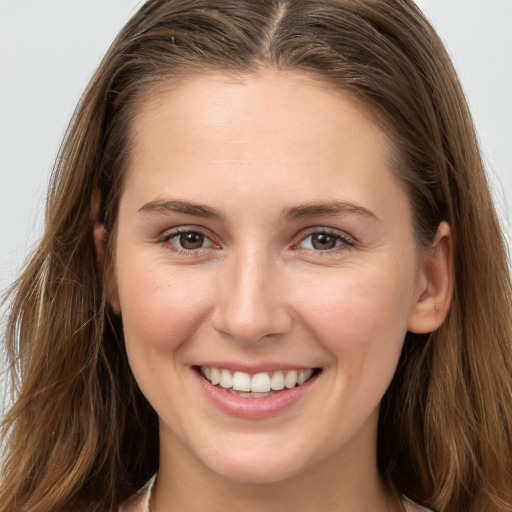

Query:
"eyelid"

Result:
[[156, 225, 355, 256], [293, 227, 356, 251], [158, 226, 219, 254]]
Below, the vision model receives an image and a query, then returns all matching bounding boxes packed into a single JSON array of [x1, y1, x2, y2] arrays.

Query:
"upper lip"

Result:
[[193, 362, 320, 374]]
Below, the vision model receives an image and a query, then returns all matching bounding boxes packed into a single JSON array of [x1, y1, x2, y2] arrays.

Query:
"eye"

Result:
[[164, 230, 214, 251], [297, 230, 354, 251]]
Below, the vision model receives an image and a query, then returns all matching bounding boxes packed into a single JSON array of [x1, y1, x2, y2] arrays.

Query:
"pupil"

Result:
[[312, 233, 336, 250], [180, 232, 204, 249]]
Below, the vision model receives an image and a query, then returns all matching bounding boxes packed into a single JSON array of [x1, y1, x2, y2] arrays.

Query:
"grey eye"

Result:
[[298, 231, 353, 251]]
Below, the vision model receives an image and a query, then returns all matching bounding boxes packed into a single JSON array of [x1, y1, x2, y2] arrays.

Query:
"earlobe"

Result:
[[408, 221, 453, 334]]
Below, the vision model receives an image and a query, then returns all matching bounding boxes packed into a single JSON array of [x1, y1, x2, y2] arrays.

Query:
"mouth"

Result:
[[195, 366, 322, 398]]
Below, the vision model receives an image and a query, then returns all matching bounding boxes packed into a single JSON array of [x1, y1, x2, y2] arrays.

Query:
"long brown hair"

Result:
[[2, 1, 511, 511]]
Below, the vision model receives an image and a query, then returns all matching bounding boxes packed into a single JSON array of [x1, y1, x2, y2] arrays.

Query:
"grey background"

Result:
[[1, 0, 511, 405]]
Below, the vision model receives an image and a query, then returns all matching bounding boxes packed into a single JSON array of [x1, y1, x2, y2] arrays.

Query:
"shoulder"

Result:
[[118, 475, 155, 512]]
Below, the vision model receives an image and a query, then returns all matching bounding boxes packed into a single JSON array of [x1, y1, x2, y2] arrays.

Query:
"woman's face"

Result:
[[111, 70, 439, 485]]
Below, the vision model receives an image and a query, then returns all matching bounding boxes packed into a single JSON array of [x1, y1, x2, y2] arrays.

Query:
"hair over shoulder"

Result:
[[1, 1, 511, 511]]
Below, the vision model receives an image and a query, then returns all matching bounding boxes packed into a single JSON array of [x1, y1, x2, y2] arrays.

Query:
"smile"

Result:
[[199, 366, 318, 397], [194, 365, 322, 419]]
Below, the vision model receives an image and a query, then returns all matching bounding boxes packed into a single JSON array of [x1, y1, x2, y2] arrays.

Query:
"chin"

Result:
[[195, 437, 317, 485], [209, 458, 304, 485]]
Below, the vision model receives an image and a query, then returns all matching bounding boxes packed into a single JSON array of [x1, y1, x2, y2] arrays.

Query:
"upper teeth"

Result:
[[201, 367, 314, 393]]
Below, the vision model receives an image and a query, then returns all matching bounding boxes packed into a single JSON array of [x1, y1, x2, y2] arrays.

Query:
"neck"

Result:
[[152, 424, 400, 512]]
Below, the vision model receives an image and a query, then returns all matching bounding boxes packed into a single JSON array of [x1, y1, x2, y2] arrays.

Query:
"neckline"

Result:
[[141, 474, 430, 512], [142, 474, 156, 512]]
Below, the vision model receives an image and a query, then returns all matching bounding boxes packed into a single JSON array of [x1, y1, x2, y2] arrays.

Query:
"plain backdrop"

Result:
[[1, 1, 511, 400]]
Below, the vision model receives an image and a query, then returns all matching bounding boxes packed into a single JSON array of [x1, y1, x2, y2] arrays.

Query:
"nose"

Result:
[[211, 248, 292, 344]]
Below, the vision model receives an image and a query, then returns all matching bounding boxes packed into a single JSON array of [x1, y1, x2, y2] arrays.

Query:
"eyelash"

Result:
[[295, 228, 355, 254], [159, 228, 216, 256], [158, 227, 355, 256]]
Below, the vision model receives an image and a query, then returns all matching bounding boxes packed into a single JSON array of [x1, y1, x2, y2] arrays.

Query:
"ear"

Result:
[[408, 221, 453, 334], [92, 190, 121, 315]]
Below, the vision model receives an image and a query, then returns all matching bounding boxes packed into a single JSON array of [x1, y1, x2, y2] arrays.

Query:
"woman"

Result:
[[1, 1, 511, 511]]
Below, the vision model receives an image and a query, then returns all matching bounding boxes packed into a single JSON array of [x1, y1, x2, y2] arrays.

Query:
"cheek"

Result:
[[295, 262, 416, 371], [117, 260, 213, 364], [117, 263, 217, 419]]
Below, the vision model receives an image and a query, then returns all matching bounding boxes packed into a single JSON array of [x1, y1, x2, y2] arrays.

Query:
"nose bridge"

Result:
[[212, 244, 290, 343]]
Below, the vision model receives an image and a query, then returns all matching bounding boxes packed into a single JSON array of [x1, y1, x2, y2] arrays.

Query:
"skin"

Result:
[[100, 70, 452, 512]]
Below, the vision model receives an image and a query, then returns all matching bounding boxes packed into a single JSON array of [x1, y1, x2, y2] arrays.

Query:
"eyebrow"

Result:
[[137, 199, 378, 222], [281, 201, 378, 222], [138, 199, 224, 220]]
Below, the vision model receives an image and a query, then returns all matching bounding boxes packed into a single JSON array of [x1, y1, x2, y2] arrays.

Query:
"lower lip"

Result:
[[195, 370, 319, 420]]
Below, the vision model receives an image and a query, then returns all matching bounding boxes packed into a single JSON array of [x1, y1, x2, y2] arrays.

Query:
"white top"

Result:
[[118, 475, 432, 512], [118, 475, 155, 512]]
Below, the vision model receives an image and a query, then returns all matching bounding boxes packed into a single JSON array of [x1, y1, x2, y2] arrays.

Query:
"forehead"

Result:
[[121, 69, 409, 226], [128, 70, 394, 175]]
